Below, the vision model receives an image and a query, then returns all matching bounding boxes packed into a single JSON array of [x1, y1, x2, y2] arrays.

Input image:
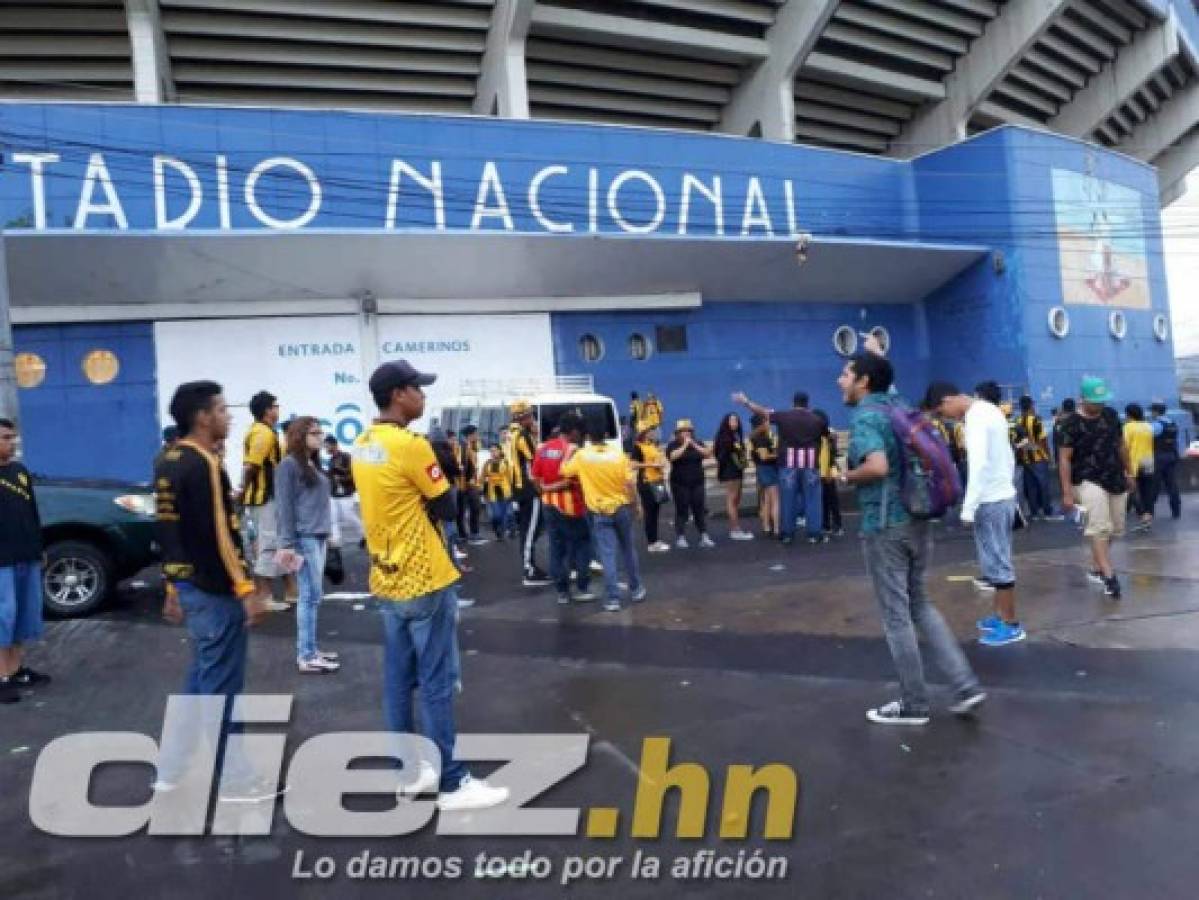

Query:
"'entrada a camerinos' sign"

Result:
[[6, 151, 809, 238]]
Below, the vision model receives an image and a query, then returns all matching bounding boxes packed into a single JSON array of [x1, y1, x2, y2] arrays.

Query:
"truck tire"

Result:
[[42, 540, 113, 618]]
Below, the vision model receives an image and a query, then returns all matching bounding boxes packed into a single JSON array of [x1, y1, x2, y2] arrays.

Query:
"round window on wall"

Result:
[[629, 333, 651, 361], [579, 334, 604, 363], [869, 326, 891, 354], [833, 325, 858, 357], [82, 349, 120, 385], [1048, 307, 1070, 339], [1153, 314, 1169, 342], [1108, 311, 1127, 341], [14, 352, 46, 389]]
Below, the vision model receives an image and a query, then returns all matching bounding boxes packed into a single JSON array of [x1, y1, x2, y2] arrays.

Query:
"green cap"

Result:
[[1079, 375, 1113, 404]]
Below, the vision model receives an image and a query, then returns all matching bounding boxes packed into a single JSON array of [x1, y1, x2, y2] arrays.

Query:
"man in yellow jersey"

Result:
[[1123, 403, 1155, 532], [1016, 395, 1056, 520], [561, 425, 646, 612], [238, 390, 292, 610], [153, 380, 281, 802], [507, 401, 550, 587], [352, 360, 508, 812]]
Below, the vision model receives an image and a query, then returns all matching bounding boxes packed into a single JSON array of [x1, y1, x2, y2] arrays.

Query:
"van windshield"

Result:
[[539, 402, 618, 443]]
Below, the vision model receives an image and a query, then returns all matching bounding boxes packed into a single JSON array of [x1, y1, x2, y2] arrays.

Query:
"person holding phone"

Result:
[[665, 419, 714, 549]]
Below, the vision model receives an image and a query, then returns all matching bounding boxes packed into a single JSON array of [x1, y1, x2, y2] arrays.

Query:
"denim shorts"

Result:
[[973, 499, 1016, 587], [0, 561, 44, 648], [756, 465, 779, 489]]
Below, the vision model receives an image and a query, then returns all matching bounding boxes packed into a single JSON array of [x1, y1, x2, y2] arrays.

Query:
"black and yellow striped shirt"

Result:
[[506, 424, 538, 498], [242, 420, 282, 507]]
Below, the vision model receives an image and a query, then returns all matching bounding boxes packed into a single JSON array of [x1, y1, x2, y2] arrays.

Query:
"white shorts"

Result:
[[243, 500, 283, 578], [1074, 481, 1128, 540]]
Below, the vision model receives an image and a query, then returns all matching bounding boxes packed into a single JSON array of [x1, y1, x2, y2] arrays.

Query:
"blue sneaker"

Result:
[[976, 615, 1002, 632], [979, 622, 1026, 646]]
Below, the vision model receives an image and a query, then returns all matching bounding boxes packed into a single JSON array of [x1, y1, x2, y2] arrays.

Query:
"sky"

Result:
[[1165, 170, 1199, 358]]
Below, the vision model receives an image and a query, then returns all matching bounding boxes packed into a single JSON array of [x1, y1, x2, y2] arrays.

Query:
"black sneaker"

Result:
[[13, 667, 50, 687], [866, 700, 929, 726], [522, 569, 551, 587], [0, 678, 19, 705], [1103, 576, 1122, 599]]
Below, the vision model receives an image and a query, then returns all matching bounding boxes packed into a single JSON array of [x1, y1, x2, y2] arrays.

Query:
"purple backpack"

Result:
[[881, 404, 963, 520]]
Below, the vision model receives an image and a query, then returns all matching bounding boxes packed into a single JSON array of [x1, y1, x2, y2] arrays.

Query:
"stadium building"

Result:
[[1, 0, 1197, 481]]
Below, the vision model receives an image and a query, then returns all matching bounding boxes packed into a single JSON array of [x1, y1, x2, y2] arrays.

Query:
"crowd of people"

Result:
[[0, 341, 1188, 800]]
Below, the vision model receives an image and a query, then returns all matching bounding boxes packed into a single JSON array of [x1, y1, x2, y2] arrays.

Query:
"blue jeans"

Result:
[[380, 586, 467, 793], [780, 466, 823, 539], [973, 499, 1016, 587], [591, 505, 642, 605], [295, 536, 327, 661], [1022, 462, 1053, 517], [157, 582, 252, 784], [0, 561, 43, 647], [862, 523, 978, 713], [546, 506, 591, 596], [488, 500, 512, 538]]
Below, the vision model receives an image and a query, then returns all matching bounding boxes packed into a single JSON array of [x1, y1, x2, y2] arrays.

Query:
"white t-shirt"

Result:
[[961, 400, 1017, 522]]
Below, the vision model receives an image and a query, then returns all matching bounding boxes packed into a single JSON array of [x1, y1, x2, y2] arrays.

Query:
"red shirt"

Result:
[[531, 437, 585, 517]]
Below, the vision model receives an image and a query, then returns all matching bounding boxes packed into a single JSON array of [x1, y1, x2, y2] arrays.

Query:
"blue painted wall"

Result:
[[13, 322, 159, 484], [552, 302, 925, 433]]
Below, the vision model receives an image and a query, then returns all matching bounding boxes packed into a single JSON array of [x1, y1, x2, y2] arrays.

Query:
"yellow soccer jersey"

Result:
[[352, 422, 459, 602], [242, 421, 282, 507]]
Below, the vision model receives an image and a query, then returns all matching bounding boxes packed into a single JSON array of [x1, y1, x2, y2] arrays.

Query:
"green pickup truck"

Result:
[[34, 478, 159, 617]]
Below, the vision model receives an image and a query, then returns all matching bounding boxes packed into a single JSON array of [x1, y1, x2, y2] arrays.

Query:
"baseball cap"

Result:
[[1079, 375, 1113, 404], [368, 360, 436, 398]]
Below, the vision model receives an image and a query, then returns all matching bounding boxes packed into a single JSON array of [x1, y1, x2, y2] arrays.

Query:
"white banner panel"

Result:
[[154, 313, 553, 476]]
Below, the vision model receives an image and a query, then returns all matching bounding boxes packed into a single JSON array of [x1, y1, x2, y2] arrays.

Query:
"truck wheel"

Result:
[[42, 540, 113, 618]]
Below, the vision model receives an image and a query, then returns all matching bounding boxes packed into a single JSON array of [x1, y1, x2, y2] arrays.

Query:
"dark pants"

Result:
[[671, 481, 706, 537], [821, 478, 843, 532], [638, 483, 663, 544], [456, 487, 481, 539], [1151, 456, 1181, 519], [780, 466, 822, 539], [545, 506, 592, 596], [515, 494, 543, 573], [1021, 461, 1054, 517], [1131, 471, 1157, 518]]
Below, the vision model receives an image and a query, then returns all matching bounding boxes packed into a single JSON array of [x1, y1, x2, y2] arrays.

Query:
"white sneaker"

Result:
[[436, 775, 509, 812], [729, 529, 755, 541], [317, 649, 339, 662], [589, 560, 604, 573], [397, 761, 439, 799], [265, 599, 291, 612], [631, 586, 648, 603], [648, 541, 671, 553], [297, 655, 341, 673], [452, 548, 469, 561], [457, 597, 477, 609], [675, 536, 690, 550], [699, 534, 716, 548], [572, 591, 597, 602]]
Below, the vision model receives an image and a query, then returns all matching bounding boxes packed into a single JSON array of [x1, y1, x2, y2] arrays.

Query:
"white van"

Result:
[[435, 376, 620, 449]]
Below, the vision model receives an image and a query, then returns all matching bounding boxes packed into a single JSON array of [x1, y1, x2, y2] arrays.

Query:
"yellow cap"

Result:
[[510, 400, 532, 418]]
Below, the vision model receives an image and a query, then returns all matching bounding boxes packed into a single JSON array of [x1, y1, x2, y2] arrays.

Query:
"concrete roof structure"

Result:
[[1, 0, 1197, 203]]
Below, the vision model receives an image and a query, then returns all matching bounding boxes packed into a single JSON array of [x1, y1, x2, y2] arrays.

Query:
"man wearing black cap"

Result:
[[351, 360, 508, 812]]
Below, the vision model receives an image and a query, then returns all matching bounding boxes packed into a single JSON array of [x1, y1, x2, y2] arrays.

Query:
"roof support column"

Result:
[[1050, 11, 1180, 139], [718, 0, 840, 142], [474, 0, 535, 117], [124, 0, 174, 103], [891, 0, 1070, 158]]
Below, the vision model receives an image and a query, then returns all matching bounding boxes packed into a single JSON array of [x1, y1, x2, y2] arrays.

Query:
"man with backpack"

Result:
[[1149, 402, 1182, 520], [926, 382, 1025, 647], [836, 353, 985, 726]]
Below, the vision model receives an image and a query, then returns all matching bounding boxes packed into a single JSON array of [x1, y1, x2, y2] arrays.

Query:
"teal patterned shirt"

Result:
[[848, 393, 911, 534]]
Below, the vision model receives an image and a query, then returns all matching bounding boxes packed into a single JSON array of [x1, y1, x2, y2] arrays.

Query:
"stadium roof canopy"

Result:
[[2, 0, 1197, 204]]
